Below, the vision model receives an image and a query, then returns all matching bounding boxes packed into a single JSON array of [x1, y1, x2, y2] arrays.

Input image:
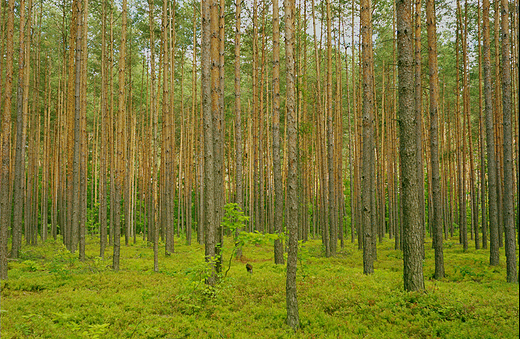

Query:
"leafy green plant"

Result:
[[220, 203, 281, 278]]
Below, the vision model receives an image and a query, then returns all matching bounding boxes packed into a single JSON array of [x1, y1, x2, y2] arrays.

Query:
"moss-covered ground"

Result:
[[1, 235, 518, 338]]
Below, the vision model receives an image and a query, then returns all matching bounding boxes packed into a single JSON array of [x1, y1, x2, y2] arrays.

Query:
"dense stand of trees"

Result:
[[0, 0, 518, 325]]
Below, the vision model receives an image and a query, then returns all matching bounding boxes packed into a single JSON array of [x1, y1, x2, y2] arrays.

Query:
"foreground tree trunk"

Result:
[[284, 0, 299, 329], [500, 0, 518, 283], [397, 0, 425, 292], [426, 0, 444, 280]]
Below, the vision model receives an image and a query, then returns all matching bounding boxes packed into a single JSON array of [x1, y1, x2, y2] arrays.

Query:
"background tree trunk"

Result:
[[361, 0, 375, 274], [426, 0, 445, 280], [272, 0, 284, 265]]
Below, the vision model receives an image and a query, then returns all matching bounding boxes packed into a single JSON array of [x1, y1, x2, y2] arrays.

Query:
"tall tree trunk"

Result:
[[426, 0, 444, 280], [414, 0, 425, 257], [202, 0, 217, 285], [483, 0, 499, 265], [79, 0, 88, 260], [478, 0, 488, 250], [0, 0, 15, 279], [99, 0, 108, 258], [500, 0, 518, 283], [397, 0, 425, 292], [285, 0, 299, 329], [72, 0, 83, 256], [113, 0, 127, 271], [234, 0, 243, 255], [148, 0, 159, 272], [272, 0, 284, 265], [326, 0, 336, 257], [214, 0, 225, 272], [361, 0, 375, 274], [11, 0, 27, 259]]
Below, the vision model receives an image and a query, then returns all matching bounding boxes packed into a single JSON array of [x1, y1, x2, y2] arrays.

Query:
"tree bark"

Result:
[[202, 0, 217, 285], [483, 0, 499, 265], [361, 0, 375, 274], [285, 0, 299, 329], [500, 0, 518, 283], [11, 0, 27, 259], [272, 0, 284, 265], [0, 0, 15, 280], [426, 0, 444, 280], [397, 0, 425, 292]]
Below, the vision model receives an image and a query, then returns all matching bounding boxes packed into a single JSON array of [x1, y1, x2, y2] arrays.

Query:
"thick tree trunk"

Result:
[[397, 0, 425, 292]]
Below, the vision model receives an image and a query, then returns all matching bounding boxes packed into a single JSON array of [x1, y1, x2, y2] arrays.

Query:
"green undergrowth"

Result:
[[1, 235, 518, 338]]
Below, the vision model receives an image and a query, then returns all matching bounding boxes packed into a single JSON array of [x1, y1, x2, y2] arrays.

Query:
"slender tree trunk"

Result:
[[361, 0, 375, 274], [326, 0, 336, 256], [478, 0, 488, 250], [202, 0, 217, 285], [11, 0, 27, 258], [272, 0, 284, 265], [112, 0, 127, 271], [414, 0, 425, 258], [500, 0, 518, 283], [483, 0, 499, 265], [72, 0, 83, 256], [285, 0, 299, 329], [0, 0, 14, 279], [233, 0, 243, 256], [426, 0, 444, 279], [397, 0, 425, 292], [99, 0, 108, 258], [148, 0, 159, 272]]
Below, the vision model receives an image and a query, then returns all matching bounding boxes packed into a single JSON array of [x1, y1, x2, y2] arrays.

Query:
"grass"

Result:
[[1, 234, 518, 338]]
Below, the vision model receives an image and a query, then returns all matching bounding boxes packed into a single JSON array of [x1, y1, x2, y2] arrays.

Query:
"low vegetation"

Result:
[[1, 235, 518, 338]]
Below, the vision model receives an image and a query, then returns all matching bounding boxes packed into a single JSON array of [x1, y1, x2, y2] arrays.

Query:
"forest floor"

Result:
[[1, 233, 518, 338]]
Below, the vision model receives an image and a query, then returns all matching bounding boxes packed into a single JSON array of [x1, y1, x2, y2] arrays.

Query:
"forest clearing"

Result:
[[1, 235, 519, 338]]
